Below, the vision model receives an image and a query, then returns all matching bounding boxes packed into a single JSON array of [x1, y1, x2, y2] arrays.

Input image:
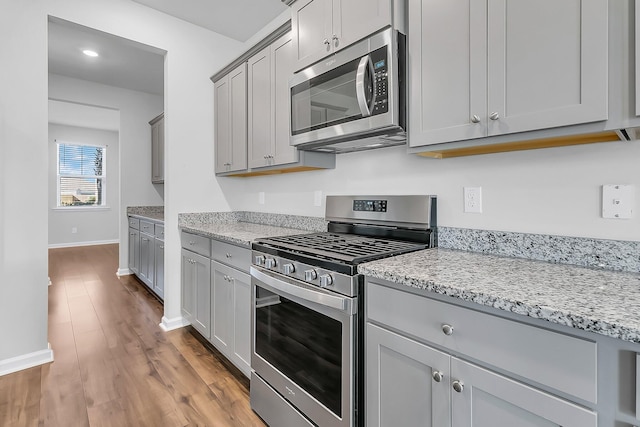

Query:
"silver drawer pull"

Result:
[[432, 371, 444, 383], [226, 253, 232, 258], [442, 324, 454, 336], [159, 245, 164, 249], [189, 241, 195, 246], [452, 380, 464, 393]]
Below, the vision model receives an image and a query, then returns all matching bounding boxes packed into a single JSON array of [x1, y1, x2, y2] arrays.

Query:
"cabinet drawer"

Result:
[[211, 240, 250, 273], [155, 224, 165, 240], [140, 220, 154, 235], [367, 281, 597, 404], [181, 231, 211, 257], [128, 217, 140, 229]]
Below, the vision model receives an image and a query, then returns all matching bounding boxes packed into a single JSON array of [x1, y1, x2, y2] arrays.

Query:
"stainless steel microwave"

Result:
[[289, 28, 406, 153]]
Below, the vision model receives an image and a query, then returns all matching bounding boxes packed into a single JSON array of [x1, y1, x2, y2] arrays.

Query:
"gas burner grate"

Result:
[[256, 232, 427, 264]]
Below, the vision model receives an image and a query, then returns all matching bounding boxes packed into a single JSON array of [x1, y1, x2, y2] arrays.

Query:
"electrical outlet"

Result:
[[464, 187, 482, 213], [71, 227, 78, 234], [314, 190, 323, 207], [602, 184, 634, 219]]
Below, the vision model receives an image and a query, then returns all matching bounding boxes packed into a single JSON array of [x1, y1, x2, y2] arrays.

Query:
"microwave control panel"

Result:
[[371, 46, 388, 116]]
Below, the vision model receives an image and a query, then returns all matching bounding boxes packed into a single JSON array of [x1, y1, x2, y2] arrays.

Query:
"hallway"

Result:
[[0, 244, 265, 426]]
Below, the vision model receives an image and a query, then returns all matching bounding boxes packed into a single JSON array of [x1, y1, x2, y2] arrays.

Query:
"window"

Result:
[[57, 142, 106, 207]]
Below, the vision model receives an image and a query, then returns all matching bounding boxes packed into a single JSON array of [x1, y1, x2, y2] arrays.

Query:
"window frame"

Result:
[[56, 141, 107, 208]]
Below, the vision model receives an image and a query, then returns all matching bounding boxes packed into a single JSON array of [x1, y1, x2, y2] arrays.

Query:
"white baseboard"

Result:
[[116, 268, 133, 276], [48, 239, 119, 249], [0, 344, 54, 377], [159, 316, 191, 332]]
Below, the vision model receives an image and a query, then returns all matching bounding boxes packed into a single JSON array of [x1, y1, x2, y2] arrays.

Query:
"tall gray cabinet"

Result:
[[214, 64, 248, 174], [150, 113, 164, 183]]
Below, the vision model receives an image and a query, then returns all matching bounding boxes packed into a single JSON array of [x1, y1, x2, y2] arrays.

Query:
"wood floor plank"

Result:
[[3, 244, 265, 426]]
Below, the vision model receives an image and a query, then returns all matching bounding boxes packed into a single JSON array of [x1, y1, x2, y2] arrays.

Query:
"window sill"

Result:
[[52, 206, 111, 212]]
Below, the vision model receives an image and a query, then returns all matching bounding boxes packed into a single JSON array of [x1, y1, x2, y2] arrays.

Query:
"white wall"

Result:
[[49, 74, 164, 257], [220, 139, 640, 241], [48, 123, 120, 247], [0, 0, 242, 372]]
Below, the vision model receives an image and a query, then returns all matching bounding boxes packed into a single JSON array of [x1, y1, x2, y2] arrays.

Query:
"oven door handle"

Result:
[[250, 266, 355, 315]]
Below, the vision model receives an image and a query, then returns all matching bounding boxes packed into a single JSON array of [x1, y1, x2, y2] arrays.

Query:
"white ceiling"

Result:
[[131, 0, 288, 42], [48, 18, 166, 96]]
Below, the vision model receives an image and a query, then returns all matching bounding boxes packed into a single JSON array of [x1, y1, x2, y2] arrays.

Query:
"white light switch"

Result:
[[602, 185, 634, 219], [313, 190, 323, 207], [258, 192, 265, 205]]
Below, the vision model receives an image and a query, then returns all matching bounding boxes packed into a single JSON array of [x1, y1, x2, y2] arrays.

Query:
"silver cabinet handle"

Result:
[[442, 324, 454, 336], [452, 380, 464, 393], [159, 245, 164, 249], [471, 114, 480, 123], [142, 237, 149, 242], [432, 371, 444, 383], [489, 112, 500, 120], [225, 253, 232, 258], [332, 34, 339, 48], [189, 241, 195, 246], [323, 38, 330, 46]]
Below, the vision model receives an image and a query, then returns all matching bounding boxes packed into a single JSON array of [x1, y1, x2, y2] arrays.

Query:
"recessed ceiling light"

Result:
[[82, 49, 99, 57]]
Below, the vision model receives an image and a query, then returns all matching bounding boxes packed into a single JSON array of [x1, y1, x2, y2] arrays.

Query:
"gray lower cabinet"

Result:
[[181, 248, 211, 339], [139, 229, 155, 289], [366, 280, 597, 427], [128, 216, 164, 300], [180, 232, 251, 377], [211, 260, 251, 377], [128, 227, 140, 274], [154, 237, 164, 299]]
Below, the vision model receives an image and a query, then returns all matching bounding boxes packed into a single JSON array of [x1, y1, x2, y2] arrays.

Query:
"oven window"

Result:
[[291, 57, 364, 136], [255, 285, 342, 417]]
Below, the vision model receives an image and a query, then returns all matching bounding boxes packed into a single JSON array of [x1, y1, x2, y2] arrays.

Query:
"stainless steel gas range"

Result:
[[249, 195, 437, 427]]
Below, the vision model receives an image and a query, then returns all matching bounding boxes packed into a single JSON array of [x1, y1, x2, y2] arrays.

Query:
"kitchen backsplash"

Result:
[[438, 227, 640, 274]]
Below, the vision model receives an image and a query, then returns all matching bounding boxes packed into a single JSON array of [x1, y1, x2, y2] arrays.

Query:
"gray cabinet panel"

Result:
[[154, 238, 164, 300], [451, 358, 597, 427], [271, 32, 297, 166], [128, 228, 140, 274], [139, 231, 155, 288], [248, 46, 272, 169], [232, 270, 251, 377], [150, 113, 164, 184], [181, 249, 211, 338], [211, 263, 233, 353], [215, 63, 248, 173], [366, 323, 450, 427]]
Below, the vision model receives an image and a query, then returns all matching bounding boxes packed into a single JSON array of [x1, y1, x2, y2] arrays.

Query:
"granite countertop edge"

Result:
[[180, 225, 253, 247], [359, 248, 640, 344]]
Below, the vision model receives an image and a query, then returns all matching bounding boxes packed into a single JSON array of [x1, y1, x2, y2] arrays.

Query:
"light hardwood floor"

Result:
[[0, 244, 266, 427]]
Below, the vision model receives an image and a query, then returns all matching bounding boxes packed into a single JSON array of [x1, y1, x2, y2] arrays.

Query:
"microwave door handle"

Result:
[[355, 55, 374, 117]]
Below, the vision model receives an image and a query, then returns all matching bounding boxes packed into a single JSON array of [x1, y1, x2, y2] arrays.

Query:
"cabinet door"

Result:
[[232, 269, 251, 377], [333, 0, 391, 52], [128, 228, 140, 274], [366, 323, 451, 427], [211, 262, 233, 355], [154, 238, 164, 300], [182, 250, 211, 338], [151, 117, 164, 183], [181, 249, 196, 323], [271, 31, 298, 166], [408, 0, 487, 147], [292, 0, 333, 70], [450, 357, 597, 427], [139, 232, 154, 288], [486, 0, 607, 136], [248, 46, 272, 168], [214, 76, 231, 173], [215, 64, 247, 173]]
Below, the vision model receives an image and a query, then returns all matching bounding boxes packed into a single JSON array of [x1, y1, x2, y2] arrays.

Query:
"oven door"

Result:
[[250, 266, 356, 427]]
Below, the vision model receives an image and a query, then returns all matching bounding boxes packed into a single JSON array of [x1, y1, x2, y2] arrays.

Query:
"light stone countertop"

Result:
[[127, 206, 164, 222], [180, 221, 312, 248], [358, 248, 640, 343]]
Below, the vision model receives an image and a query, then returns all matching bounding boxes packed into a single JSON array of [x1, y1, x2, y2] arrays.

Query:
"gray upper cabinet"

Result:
[[408, 0, 608, 149], [248, 31, 297, 169], [292, 0, 393, 71], [150, 113, 164, 184], [215, 63, 248, 174]]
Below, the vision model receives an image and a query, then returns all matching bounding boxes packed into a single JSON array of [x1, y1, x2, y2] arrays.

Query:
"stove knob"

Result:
[[265, 258, 277, 269], [319, 274, 334, 288], [304, 269, 318, 282], [283, 263, 296, 274], [254, 255, 266, 266]]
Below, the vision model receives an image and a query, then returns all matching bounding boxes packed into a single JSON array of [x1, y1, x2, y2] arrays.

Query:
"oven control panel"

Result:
[[353, 199, 387, 212], [252, 251, 357, 298]]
